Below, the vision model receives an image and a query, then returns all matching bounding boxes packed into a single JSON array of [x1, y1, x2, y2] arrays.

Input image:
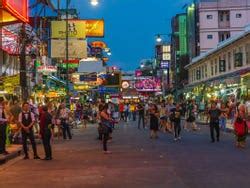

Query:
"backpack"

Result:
[[234, 120, 247, 136]]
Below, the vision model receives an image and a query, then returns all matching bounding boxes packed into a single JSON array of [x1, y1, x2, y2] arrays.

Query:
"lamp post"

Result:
[[154, 34, 171, 96], [65, 0, 99, 105]]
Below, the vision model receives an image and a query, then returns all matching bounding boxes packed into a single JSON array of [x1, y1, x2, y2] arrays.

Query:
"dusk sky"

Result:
[[55, 0, 193, 70]]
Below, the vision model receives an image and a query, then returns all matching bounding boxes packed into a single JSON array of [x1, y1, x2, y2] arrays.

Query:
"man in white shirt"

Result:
[[18, 102, 40, 160]]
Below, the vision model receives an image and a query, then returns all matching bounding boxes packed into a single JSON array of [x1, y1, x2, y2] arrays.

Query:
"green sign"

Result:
[[59, 64, 79, 68]]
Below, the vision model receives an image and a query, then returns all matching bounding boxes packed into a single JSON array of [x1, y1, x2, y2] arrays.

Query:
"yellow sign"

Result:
[[51, 20, 86, 38], [2, 75, 20, 94], [74, 85, 91, 91], [85, 20, 104, 37]]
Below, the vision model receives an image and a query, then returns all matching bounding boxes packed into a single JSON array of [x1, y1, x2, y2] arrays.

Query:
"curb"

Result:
[[0, 148, 23, 165]]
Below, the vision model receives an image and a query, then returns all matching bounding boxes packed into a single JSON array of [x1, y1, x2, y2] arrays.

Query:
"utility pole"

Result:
[[65, 0, 70, 105], [20, 23, 28, 101]]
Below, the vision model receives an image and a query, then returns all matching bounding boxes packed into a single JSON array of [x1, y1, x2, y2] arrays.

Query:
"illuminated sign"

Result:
[[85, 19, 104, 37], [91, 41, 107, 49], [51, 20, 86, 38], [37, 66, 57, 73], [122, 81, 130, 89], [135, 78, 162, 92], [50, 39, 87, 58], [0, 0, 29, 24]]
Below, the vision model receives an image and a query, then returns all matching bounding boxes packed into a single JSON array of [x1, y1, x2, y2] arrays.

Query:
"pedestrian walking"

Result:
[[220, 103, 228, 132], [39, 105, 53, 160], [100, 104, 113, 154], [59, 103, 72, 140], [208, 102, 221, 143], [172, 104, 182, 141], [18, 102, 40, 160], [0, 97, 9, 155], [234, 104, 248, 148], [149, 104, 159, 139], [137, 103, 145, 129]]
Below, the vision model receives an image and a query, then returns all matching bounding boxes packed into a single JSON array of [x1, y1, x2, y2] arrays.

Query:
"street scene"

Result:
[[0, 0, 250, 187]]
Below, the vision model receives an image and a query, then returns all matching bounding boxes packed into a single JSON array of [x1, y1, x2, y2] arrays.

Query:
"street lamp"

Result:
[[90, 0, 99, 6], [156, 35, 162, 43], [65, 0, 99, 106]]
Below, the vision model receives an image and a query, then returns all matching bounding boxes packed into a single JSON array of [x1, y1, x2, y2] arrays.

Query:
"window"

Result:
[[214, 59, 218, 75], [226, 14, 230, 21], [233, 49, 237, 68], [207, 34, 213, 39], [202, 66, 205, 79], [207, 15, 213, 19], [228, 52, 231, 70], [220, 14, 224, 21], [236, 13, 242, 18], [205, 64, 208, 78], [246, 43, 250, 65], [211, 61, 214, 76]]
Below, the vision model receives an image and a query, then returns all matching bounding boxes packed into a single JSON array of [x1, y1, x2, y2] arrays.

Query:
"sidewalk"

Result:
[[0, 145, 23, 165]]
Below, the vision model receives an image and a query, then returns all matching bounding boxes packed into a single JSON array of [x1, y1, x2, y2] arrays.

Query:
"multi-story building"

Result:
[[171, 13, 188, 94], [185, 25, 250, 102], [198, 0, 250, 54]]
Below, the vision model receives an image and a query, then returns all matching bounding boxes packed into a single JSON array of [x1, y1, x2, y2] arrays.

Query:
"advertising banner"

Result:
[[51, 20, 86, 38], [50, 39, 87, 58], [37, 66, 57, 73], [85, 19, 104, 37], [1, 0, 28, 23], [2, 74, 20, 93], [135, 78, 162, 92]]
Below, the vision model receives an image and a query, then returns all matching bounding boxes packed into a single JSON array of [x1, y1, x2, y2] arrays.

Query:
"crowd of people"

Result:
[[116, 98, 249, 147], [0, 96, 249, 159]]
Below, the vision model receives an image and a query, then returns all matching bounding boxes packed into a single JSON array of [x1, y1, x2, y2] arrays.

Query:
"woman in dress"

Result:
[[100, 104, 113, 154], [234, 104, 248, 148], [149, 104, 160, 139]]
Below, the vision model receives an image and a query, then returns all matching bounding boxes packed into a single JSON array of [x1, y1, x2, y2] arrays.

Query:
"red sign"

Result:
[[1, 0, 29, 23]]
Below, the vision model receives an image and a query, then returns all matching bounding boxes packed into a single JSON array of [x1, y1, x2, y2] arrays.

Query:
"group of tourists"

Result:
[[117, 98, 249, 149], [1, 96, 249, 159], [0, 98, 77, 160]]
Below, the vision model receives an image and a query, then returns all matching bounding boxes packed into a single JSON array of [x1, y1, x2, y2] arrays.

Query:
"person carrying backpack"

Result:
[[234, 104, 248, 148]]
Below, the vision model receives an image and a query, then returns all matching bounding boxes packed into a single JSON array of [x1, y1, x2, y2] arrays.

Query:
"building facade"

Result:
[[199, 0, 250, 54], [186, 26, 250, 102], [171, 13, 188, 93]]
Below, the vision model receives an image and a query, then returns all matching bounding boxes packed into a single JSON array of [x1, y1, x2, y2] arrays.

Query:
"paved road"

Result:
[[0, 121, 250, 188]]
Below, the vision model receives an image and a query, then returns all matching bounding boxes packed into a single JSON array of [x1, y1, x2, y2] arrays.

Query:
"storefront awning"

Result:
[[0, 0, 29, 25]]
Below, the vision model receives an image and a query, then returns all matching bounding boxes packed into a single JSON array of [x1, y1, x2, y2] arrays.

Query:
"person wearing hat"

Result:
[[0, 97, 9, 155]]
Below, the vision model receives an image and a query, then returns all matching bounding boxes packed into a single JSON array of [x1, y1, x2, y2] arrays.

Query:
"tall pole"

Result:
[[66, 0, 69, 105], [20, 23, 28, 101]]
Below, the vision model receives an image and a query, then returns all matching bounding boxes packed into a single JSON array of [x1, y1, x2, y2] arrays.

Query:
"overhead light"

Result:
[[156, 35, 162, 43], [90, 0, 99, 6]]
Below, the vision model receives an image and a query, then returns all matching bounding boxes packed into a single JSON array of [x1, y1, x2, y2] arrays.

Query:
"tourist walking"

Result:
[[208, 102, 221, 143], [59, 103, 72, 140], [149, 104, 159, 139], [100, 104, 113, 154], [39, 105, 53, 160], [172, 104, 182, 141], [234, 104, 248, 148], [137, 103, 145, 129], [18, 102, 40, 160], [0, 97, 9, 155]]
